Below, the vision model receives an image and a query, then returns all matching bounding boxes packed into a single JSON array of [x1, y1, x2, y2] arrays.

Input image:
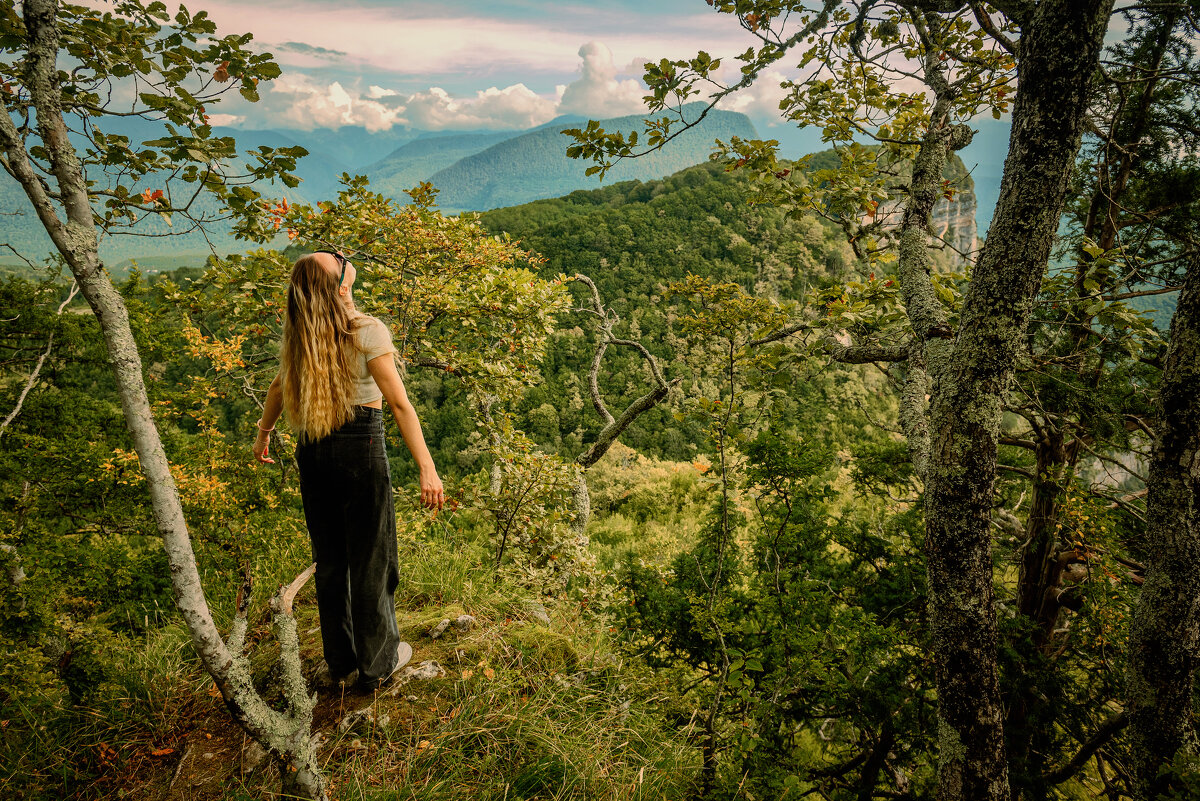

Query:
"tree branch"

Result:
[[1042, 712, 1129, 785], [0, 281, 77, 437], [969, 2, 1018, 53]]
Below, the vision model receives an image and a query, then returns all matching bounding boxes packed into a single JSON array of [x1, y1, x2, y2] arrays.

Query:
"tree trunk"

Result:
[[3, 2, 327, 797], [922, 2, 1114, 799], [1003, 13, 1180, 798], [1125, 254, 1200, 800]]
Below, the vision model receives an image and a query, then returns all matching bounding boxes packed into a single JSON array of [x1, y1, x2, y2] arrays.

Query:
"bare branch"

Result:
[[0, 281, 78, 437], [997, 463, 1037, 480], [570, 272, 677, 463], [970, 2, 1018, 53], [1042, 712, 1129, 785], [749, 319, 809, 347], [226, 566, 253, 655], [577, 376, 682, 469], [829, 341, 911, 364], [271, 563, 316, 617]]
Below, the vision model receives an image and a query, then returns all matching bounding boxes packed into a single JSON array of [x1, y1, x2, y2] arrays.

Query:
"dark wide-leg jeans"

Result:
[[295, 406, 401, 688]]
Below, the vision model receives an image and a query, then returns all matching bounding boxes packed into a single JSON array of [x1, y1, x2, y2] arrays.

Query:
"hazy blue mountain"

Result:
[[427, 106, 759, 213], [366, 131, 522, 198], [0, 115, 307, 266], [363, 115, 592, 199], [271, 125, 420, 170], [1, 111, 1010, 270]]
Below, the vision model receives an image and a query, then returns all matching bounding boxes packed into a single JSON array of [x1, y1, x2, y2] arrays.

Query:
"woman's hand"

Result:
[[253, 430, 275, 464], [420, 467, 444, 510], [254, 379, 282, 466]]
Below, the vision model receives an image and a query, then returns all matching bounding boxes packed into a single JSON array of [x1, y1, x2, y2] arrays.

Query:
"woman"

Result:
[[253, 250, 444, 692]]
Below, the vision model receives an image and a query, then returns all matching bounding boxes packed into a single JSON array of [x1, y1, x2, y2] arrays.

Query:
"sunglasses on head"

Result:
[[314, 250, 349, 284]]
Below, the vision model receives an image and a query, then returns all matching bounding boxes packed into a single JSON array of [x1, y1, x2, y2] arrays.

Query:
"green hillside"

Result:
[[458, 159, 854, 462], [431, 107, 759, 212]]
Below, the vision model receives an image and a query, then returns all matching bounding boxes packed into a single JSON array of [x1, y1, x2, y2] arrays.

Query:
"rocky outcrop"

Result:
[[930, 189, 978, 267], [873, 188, 979, 268]]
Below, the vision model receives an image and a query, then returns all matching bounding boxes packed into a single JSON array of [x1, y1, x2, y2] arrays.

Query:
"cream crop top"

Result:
[[351, 316, 397, 404]]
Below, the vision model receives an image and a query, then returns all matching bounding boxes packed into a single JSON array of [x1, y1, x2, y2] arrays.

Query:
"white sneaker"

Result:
[[391, 641, 413, 676], [360, 641, 413, 691]]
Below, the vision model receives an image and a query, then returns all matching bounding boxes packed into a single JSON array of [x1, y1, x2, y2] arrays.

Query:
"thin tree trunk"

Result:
[[1125, 254, 1200, 800], [3, 2, 327, 797], [921, 2, 1114, 799]]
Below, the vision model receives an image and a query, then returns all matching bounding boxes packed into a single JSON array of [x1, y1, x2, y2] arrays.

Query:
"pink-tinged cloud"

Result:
[[258, 42, 653, 131], [73, 0, 758, 77], [557, 42, 646, 118]]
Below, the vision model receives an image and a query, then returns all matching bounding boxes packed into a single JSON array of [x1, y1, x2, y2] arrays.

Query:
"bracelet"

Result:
[[255, 419, 275, 434]]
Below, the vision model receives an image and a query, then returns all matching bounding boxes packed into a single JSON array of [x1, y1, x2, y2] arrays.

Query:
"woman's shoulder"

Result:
[[352, 314, 390, 334], [352, 315, 396, 354]]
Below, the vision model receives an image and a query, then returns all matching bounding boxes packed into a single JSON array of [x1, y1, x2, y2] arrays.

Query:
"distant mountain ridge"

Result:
[[366, 131, 522, 199], [0, 107, 758, 264], [428, 107, 758, 213], [1, 110, 1007, 268]]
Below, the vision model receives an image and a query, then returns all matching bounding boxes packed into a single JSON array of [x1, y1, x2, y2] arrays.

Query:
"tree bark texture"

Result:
[[1125, 254, 1200, 801], [921, 2, 1115, 799], [1002, 14, 1181, 796]]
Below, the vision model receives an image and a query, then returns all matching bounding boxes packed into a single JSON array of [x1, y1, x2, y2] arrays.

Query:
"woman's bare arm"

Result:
[[253, 374, 282, 464], [367, 354, 444, 510]]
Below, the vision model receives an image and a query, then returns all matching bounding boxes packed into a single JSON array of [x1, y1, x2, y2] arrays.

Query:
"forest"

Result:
[[0, 1, 1198, 800]]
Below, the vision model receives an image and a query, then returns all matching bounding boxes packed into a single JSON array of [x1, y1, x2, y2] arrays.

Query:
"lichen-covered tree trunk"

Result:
[[1125, 255, 1200, 800], [920, 2, 1114, 799], [1000, 15, 1183, 796], [3, 2, 327, 798]]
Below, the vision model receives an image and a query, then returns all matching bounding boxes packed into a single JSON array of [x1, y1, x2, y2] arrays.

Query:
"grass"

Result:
[[321, 614, 694, 800], [0, 490, 700, 800], [0, 621, 204, 799]]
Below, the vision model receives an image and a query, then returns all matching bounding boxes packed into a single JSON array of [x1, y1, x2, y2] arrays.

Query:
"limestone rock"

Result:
[[240, 740, 268, 776], [523, 600, 551, 626], [399, 660, 446, 683]]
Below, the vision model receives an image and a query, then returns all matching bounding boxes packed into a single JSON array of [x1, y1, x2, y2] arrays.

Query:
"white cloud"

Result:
[[260, 73, 403, 132], [621, 55, 657, 77], [721, 68, 792, 126], [558, 42, 647, 118], [399, 84, 557, 130], [207, 113, 245, 127], [253, 41, 657, 132]]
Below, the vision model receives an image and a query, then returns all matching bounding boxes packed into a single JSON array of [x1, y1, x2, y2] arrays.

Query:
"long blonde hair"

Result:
[[280, 253, 360, 442]]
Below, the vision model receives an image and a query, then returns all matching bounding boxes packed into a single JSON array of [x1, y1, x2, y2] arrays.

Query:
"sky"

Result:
[[143, 0, 797, 135]]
